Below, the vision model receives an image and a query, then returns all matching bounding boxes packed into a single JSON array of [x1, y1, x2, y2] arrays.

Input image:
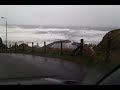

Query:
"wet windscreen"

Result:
[[0, 5, 120, 85]]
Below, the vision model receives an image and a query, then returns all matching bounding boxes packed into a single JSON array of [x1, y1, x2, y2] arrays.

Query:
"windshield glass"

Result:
[[0, 5, 120, 85]]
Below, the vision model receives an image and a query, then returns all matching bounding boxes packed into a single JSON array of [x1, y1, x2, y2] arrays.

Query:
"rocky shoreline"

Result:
[[44, 40, 95, 48], [43, 39, 96, 56]]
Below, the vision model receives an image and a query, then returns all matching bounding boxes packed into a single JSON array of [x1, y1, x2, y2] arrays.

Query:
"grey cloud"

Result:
[[0, 5, 120, 27]]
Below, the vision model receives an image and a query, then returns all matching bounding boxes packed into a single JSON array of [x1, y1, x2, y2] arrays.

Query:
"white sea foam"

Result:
[[0, 25, 110, 47]]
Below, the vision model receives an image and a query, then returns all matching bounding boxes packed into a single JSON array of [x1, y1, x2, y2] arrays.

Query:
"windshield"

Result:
[[0, 5, 120, 85]]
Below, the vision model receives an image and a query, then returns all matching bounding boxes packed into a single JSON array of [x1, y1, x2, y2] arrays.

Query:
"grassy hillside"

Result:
[[96, 29, 120, 51], [95, 29, 120, 63]]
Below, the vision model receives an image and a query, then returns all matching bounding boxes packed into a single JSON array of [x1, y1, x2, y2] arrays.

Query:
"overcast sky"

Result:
[[0, 5, 120, 27]]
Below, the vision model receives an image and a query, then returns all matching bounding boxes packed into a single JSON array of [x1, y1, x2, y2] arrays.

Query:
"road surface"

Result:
[[0, 53, 87, 82]]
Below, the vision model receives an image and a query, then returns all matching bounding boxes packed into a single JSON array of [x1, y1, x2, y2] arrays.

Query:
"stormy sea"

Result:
[[0, 25, 117, 47]]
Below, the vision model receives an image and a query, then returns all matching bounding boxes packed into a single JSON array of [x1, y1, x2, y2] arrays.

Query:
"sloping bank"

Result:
[[95, 29, 120, 64]]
